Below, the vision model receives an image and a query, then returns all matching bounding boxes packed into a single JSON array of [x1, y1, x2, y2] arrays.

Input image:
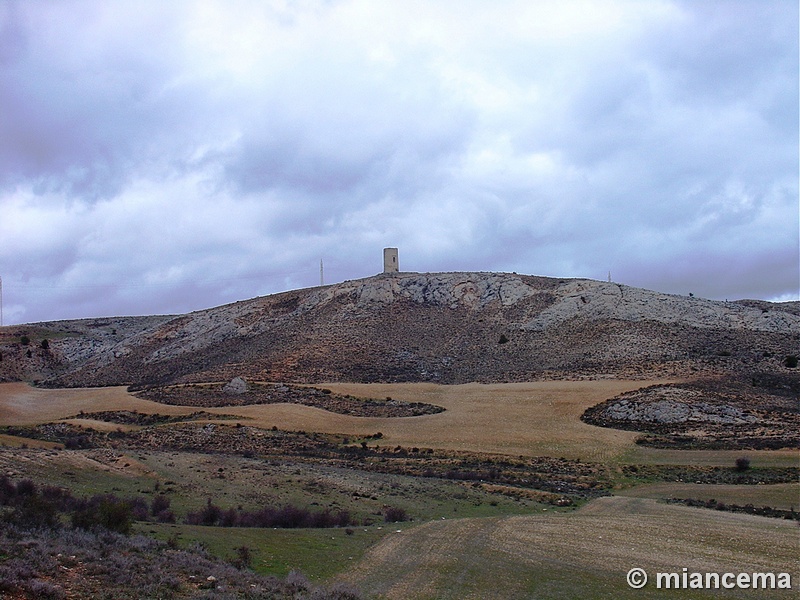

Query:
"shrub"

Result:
[[498, 334, 509, 344], [735, 457, 751, 472], [63, 435, 92, 450], [0, 476, 16, 503], [15, 479, 37, 497], [25, 579, 65, 600], [41, 486, 75, 511], [5, 494, 60, 529], [155, 510, 176, 523], [20, 336, 30, 346], [185, 499, 222, 526], [40, 339, 50, 350], [382, 506, 408, 523], [186, 500, 356, 529], [231, 545, 252, 570], [72, 495, 133, 535], [129, 497, 149, 521], [150, 495, 171, 517], [784, 355, 798, 368], [219, 507, 239, 527]]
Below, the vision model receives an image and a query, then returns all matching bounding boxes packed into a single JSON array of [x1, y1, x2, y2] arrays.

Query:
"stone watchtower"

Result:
[[383, 248, 399, 273]]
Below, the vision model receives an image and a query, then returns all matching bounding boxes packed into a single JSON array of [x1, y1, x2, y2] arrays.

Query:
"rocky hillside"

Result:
[[1, 272, 798, 386]]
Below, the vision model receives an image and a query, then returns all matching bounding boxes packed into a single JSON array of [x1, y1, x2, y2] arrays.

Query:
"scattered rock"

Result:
[[223, 377, 248, 395]]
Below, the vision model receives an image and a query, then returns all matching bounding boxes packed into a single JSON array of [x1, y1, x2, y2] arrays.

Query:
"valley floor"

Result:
[[0, 381, 797, 599]]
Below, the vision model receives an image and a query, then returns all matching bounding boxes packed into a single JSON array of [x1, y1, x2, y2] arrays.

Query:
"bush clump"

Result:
[[382, 506, 409, 523], [185, 498, 356, 529], [71, 495, 134, 534]]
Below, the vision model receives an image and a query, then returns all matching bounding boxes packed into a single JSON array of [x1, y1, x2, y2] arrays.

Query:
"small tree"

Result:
[[40, 339, 50, 350]]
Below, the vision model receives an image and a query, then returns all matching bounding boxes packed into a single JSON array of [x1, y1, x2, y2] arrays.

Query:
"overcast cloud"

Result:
[[1, 0, 797, 324]]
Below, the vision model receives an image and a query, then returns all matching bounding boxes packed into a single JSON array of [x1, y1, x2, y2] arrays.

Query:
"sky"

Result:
[[1, 0, 798, 325]]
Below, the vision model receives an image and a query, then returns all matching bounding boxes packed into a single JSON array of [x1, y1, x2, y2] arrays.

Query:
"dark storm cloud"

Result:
[[0, 0, 796, 324]]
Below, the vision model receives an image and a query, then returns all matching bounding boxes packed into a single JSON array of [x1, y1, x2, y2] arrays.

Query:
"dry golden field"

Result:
[[0, 380, 664, 461], [2, 380, 797, 467]]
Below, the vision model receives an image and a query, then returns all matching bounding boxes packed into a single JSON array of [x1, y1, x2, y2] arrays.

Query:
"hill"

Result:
[[1, 272, 798, 387]]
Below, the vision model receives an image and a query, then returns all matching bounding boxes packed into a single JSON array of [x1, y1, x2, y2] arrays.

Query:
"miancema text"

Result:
[[657, 569, 792, 590]]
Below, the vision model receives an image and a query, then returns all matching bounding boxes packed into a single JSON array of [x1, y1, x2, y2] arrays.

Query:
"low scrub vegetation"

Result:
[[619, 464, 799, 486], [185, 498, 358, 529], [0, 476, 175, 533], [133, 381, 445, 417], [665, 497, 799, 520], [0, 524, 363, 599], [0, 476, 364, 599]]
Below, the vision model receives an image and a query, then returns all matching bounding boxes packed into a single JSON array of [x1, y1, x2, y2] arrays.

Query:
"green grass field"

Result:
[[137, 521, 391, 580]]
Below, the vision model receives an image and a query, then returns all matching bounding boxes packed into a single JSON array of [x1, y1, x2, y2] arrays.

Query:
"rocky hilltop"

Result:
[[1, 272, 798, 386]]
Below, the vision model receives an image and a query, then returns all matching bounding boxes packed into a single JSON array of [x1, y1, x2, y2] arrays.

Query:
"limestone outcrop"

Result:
[[1, 271, 797, 386]]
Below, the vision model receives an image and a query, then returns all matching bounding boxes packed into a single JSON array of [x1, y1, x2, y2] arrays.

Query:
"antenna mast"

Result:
[[320, 260, 324, 286], [0, 275, 3, 327]]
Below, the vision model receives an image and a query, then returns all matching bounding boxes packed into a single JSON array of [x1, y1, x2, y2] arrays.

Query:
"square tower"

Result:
[[383, 248, 399, 273]]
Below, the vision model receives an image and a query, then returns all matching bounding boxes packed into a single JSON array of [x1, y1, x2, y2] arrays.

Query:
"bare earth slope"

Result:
[[1, 272, 798, 387]]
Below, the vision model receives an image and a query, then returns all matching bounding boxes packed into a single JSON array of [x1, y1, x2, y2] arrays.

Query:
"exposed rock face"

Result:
[[1, 272, 798, 386], [581, 379, 799, 450], [605, 396, 756, 425], [222, 376, 248, 395]]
